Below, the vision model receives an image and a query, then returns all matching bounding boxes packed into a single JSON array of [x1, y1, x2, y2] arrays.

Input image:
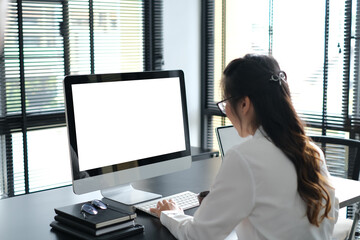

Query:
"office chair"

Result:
[[309, 136, 360, 181], [309, 135, 360, 240]]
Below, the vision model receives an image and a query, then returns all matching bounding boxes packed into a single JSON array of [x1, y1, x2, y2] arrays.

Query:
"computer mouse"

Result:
[[91, 199, 107, 210], [81, 203, 98, 215], [198, 191, 210, 205]]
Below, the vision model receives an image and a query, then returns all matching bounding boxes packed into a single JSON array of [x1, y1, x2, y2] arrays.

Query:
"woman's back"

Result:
[[151, 54, 339, 240], [229, 129, 338, 239]]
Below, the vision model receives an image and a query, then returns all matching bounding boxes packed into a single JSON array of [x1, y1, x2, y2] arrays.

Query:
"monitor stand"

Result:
[[101, 183, 162, 205]]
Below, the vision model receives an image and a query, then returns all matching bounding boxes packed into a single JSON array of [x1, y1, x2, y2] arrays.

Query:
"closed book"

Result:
[[54, 214, 135, 236], [54, 202, 137, 229], [50, 221, 144, 240]]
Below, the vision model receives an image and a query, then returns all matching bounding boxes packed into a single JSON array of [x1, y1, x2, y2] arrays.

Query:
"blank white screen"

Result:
[[217, 126, 250, 156], [72, 77, 186, 171]]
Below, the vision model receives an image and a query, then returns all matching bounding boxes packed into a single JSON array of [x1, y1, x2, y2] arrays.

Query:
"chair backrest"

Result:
[[310, 135, 360, 221], [309, 135, 360, 181]]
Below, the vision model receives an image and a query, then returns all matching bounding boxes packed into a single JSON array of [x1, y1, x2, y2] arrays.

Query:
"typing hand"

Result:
[[149, 199, 184, 218]]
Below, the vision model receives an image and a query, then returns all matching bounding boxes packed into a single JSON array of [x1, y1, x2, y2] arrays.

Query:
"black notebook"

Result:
[[54, 202, 137, 229], [50, 221, 144, 240], [54, 215, 135, 236]]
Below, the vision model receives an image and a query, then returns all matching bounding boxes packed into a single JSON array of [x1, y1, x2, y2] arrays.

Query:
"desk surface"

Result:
[[1, 157, 360, 240], [332, 176, 360, 208], [0, 157, 221, 240]]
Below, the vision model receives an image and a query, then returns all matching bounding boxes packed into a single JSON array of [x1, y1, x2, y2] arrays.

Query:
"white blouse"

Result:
[[160, 128, 339, 240]]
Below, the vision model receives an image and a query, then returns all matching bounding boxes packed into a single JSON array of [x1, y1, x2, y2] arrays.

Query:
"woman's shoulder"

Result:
[[225, 132, 275, 163], [308, 140, 330, 177], [309, 140, 325, 158], [232, 129, 276, 151]]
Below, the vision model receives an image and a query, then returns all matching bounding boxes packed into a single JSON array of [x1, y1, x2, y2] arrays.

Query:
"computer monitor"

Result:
[[216, 125, 250, 158], [64, 70, 192, 205]]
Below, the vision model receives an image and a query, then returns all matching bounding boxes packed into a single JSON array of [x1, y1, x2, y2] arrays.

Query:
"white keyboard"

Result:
[[134, 191, 199, 217]]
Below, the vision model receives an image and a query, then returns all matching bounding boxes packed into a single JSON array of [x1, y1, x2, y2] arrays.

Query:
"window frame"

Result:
[[0, 0, 163, 197], [201, 0, 360, 149]]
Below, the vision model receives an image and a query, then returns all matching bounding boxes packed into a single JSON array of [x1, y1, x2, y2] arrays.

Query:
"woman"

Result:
[[150, 54, 338, 239]]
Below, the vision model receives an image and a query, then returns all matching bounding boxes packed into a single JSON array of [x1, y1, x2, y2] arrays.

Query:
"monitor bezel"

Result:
[[64, 70, 191, 183]]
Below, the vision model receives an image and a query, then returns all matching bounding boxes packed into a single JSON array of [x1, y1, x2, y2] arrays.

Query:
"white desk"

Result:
[[332, 176, 360, 240], [332, 176, 360, 208]]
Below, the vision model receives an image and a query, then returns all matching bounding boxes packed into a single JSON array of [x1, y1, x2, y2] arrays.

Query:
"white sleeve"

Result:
[[160, 148, 255, 240]]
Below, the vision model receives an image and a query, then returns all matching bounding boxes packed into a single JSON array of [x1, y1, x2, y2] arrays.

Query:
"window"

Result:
[[0, 0, 163, 197], [201, 0, 360, 151]]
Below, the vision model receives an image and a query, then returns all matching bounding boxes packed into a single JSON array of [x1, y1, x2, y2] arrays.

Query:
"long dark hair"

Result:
[[221, 54, 332, 226]]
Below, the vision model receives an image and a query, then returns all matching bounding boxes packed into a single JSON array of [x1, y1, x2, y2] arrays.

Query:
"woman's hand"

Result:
[[149, 199, 184, 218]]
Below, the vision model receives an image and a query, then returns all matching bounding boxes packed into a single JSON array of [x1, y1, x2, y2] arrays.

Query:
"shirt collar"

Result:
[[253, 125, 269, 140]]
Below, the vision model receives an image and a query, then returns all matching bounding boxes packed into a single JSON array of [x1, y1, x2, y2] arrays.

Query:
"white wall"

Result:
[[163, 0, 201, 147]]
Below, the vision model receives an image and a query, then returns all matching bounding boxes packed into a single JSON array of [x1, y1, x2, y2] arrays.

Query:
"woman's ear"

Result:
[[240, 96, 251, 115]]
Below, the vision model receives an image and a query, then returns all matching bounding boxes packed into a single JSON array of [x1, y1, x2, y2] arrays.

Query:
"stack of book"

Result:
[[50, 201, 144, 239]]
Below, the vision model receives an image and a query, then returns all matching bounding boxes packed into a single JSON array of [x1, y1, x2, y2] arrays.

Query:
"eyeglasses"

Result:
[[81, 199, 108, 218], [216, 96, 240, 116]]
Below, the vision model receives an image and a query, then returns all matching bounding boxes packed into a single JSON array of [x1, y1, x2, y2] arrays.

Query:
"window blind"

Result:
[[0, 0, 163, 197], [351, 0, 360, 132], [65, 0, 92, 75], [144, 0, 163, 70], [22, 1, 65, 114], [201, 0, 215, 148], [201, 0, 360, 150], [93, 0, 144, 73]]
